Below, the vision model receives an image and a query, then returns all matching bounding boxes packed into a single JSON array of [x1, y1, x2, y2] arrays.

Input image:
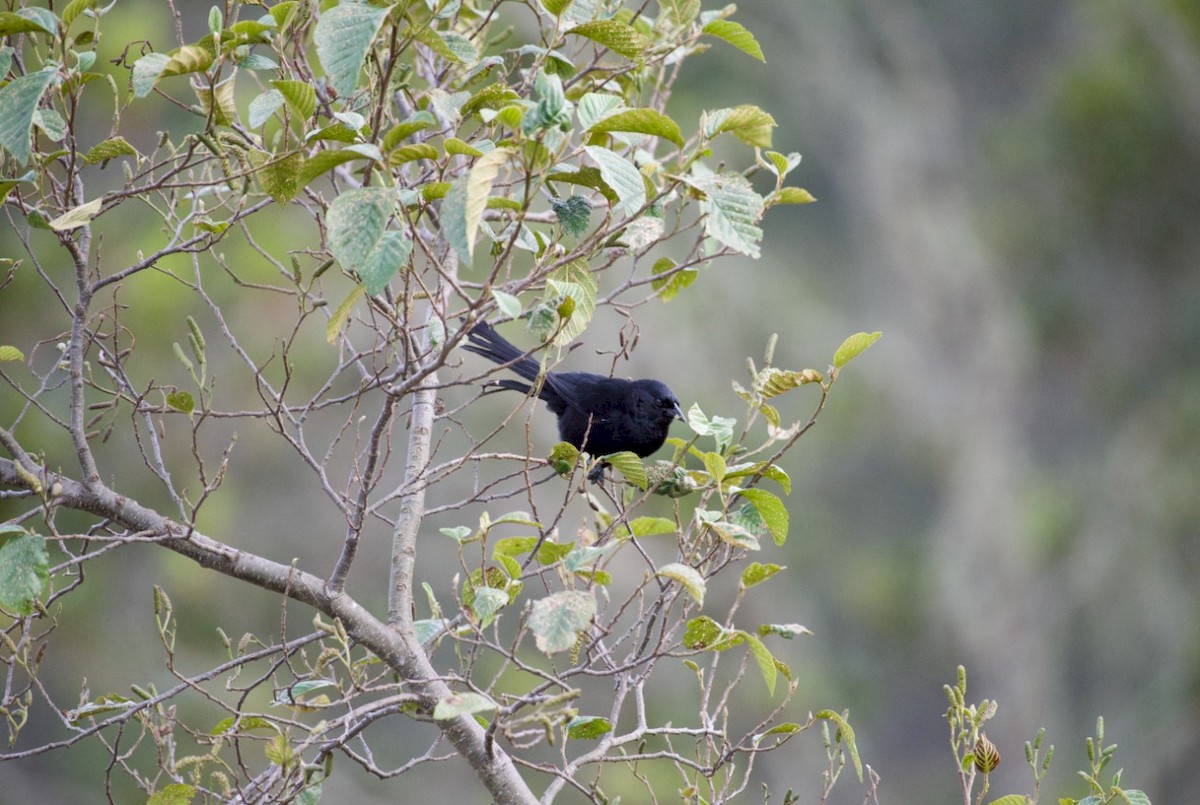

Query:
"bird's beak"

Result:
[[673, 402, 685, 422]]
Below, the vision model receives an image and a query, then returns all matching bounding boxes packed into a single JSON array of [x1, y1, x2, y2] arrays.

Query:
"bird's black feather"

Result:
[[463, 321, 684, 475]]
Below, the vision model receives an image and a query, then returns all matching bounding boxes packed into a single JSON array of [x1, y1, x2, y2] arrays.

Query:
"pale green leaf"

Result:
[[544, 258, 596, 345], [583, 145, 645, 216], [651, 257, 698, 302], [444, 148, 511, 262], [166, 391, 194, 414], [986, 796, 1032, 805], [470, 586, 508, 625], [248, 89, 284, 129], [0, 10, 56, 36], [756, 623, 812, 639], [745, 634, 777, 694], [0, 345, 25, 362], [767, 186, 817, 206], [702, 19, 765, 62], [327, 187, 396, 270], [62, 0, 100, 28], [740, 562, 784, 589], [382, 111, 436, 151], [833, 331, 882, 368], [161, 45, 213, 78], [568, 19, 650, 60], [131, 53, 170, 98], [815, 710, 864, 782], [566, 715, 612, 739], [604, 451, 646, 489], [433, 692, 496, 720], [528, 590, 596, 654], [491, 289, 522, 318], [701, 104, 776, 148], [147, 783, 197, 805], [688, 172, 764, 258], [682, 615, 724, 649], [541, 0, 574, 15], [626, 516, 676, 537], [0, 68, 56, 164], [440, 31, 478, 65], [576, 93, 623, 130], [0, 533, 49, 616], [47, 197, 103, 232], [589, 108, 684, 147], [84, 137, 138, 165], [269, 79, 316, 120], [314, 2, 388, 97], [359, 229, 412, 295], [657, 563, 706, 607]]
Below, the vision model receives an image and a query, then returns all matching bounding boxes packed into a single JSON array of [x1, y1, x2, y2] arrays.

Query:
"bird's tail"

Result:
[[462, 321, 543, 391]]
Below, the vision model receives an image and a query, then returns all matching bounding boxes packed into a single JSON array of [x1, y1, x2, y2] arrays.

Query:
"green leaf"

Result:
[[62, 0, 100, 28], [248, 90, 284, 129], [166, 391, 195, 414], [566, 715, 612, 740], [1117, 792, 1151, 805], [433, 691, 496, 720], [358, 229, 412, 295], [583, 145, 645, 216], [662, 0, 701, 27], [269, 79, 316, 120], [548, 441, 580, 475], [688, 172, 764, 258], [814, 710, 863, 782], [550, 194, 591, 238], [604, 451, 646, 489], [0, 533, 49, 616], [462, 83, 521, 118], [131, 53, 170, 98], [986, 797, 1032, 805], [833, 331, 882, 368], [327, 186, 396, 271], [737, 488, 789, 546], [382, 111, 436, 151], [767, 186, 817, 206], [756, 623, 812, 639], [588, 108, 684, 147], [270, 1, 299, 29], [744, 634, 777, 694], [701, 104, 777, 148], [528, 590, 596, 654], [47, 197, 103, 232], [84, 137, 138, 165], [388, 143, 440, 165], [210, 715, 280, 735], [445, 137, 483, 157], [0, 345, 25, 362], [147, 783, 197, 805], [161, 45, 214, 78], [258, 150, 303, 204], [491, 289, 522, 319], [544, 258, 597, 345], [702, 19, 765, 62], [686, 403, 736, 453], [576, 92, 623, 130], [682, 615, 724, 649], [568, 20, 650, 60], [651, 257, 698, 302], [443, 148, 512, 262], [314, 2, 388, 97], [325, 286, 366, 344], [740, 562, 784, 589], [696, 511, 761, 551], [626, 517, 676, 537], [0, 68, 56, 164], [439, 31, 478, 65], [657, 562, 705, 607], [724, 461, 792, 494], [470, 586, 508, 625], [541, 0, 574, 15], [0, 10, 56, 37]]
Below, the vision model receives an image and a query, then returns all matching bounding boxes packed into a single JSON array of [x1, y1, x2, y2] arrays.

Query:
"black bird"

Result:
[[462, 321, 685, 478]]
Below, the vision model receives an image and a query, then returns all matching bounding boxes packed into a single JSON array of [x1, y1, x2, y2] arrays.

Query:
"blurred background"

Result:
[[3, 0, 1198, 802]]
